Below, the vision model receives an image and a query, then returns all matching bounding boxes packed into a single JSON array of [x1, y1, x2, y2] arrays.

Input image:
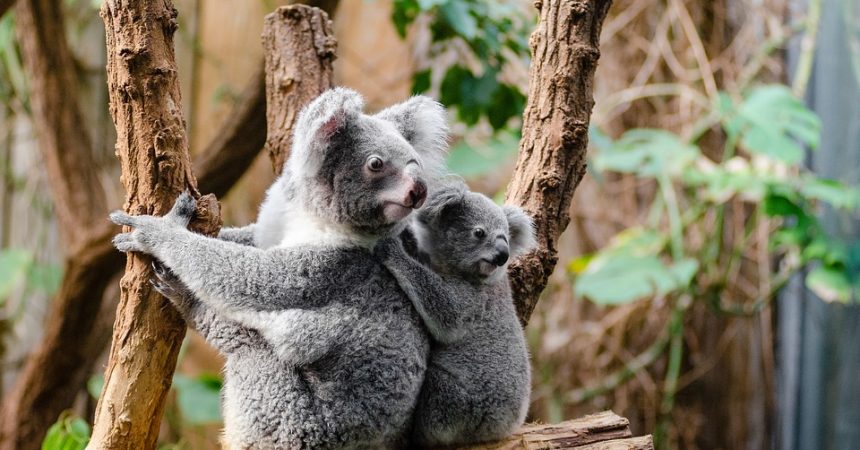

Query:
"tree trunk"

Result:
[[88, 2, 222, 448], [505, 0, 614, 325], [262, 5, 336, 174]]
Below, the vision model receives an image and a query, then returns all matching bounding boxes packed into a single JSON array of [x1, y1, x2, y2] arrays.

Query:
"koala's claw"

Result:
[[168, 191, 197, 223]]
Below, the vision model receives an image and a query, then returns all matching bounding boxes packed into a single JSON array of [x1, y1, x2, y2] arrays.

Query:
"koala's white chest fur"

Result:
[[254, 177, 377, 249]]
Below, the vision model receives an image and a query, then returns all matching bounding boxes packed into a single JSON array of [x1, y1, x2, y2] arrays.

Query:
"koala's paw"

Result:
[[374, 237, 403, 261], [109, 211, 163, 254], [112, 231, 148, 253], [150, 261, 185, 299], [167, 191, 196, 226]]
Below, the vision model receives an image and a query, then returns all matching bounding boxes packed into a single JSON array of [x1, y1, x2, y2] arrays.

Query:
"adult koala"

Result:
[[109, 88, 447, 450]]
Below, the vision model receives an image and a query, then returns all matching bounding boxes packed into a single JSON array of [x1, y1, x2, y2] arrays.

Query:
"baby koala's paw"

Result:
[[150, 260, 187, 300], [373, 237, 404, 262]]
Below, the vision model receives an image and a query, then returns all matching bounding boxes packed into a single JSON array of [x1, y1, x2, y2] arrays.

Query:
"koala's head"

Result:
[[413, 184, 537, 283], [285, 88, 448, 237]]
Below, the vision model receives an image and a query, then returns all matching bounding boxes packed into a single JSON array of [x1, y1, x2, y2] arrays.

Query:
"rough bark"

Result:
[[452, 411, 653, 450], [505, 0, 614, 325], [88, 2, 222, 449], [0, 1, 114, 448], [262, 5, 336, 174]]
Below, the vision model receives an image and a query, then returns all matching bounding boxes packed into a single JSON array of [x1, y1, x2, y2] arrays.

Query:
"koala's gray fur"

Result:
[[376, 183, 537, 447], [110, 88, 449, 450]]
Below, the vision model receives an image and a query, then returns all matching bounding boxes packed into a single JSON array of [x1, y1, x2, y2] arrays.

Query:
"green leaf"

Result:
[[439, 1, 478, 40], [392, 0, 421, 38], [798, 177, 860, 210], [592, 129, 699, 177], [729, 85, 821, 163], [411, 69, 432, 94], [0, 249, 32, 299], [87, 374, 104, 400], [27, 263, 63, 295], [486, 83, 525, 130], [446, 130, 519, 177], [571, 229, 698, 305], [806, 265, 853, 303], [41, 414, 89, 450], [173, 374, 223, 425]]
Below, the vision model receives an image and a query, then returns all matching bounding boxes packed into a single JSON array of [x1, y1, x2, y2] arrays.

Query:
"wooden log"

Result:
[[451, 411, 653, 450]]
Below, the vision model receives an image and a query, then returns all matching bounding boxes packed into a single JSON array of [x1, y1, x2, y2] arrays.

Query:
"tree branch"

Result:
[[505, 0, 614, 325], [88, 1, 222, 448], [262, 6, 336, 174]]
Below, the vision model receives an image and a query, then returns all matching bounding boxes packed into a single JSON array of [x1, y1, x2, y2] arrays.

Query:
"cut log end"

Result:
[[443, 411, 653, 450]]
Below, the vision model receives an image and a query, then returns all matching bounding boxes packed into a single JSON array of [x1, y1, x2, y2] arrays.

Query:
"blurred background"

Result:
[[0, 0, 858, 449]]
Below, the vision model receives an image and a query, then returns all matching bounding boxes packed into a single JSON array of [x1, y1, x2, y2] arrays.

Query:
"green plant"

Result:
[[41, 412, 90, 450], [391, 0, 531, 130], [569, 81, 857, 445]]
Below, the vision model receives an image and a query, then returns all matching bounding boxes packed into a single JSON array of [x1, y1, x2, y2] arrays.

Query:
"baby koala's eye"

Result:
[[472, 228, 486, 239], [367, 155, 385, 172]]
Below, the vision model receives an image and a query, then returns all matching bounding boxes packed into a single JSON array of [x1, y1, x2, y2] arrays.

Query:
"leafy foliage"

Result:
[[0, 248, 62, 302], [570, 229, 698, 305], [445, 129, 519, 177], [392, 0, 531, 130], [575, 84, 858, 305], [42, 413, 90, 450], [172, 373, 223, 425]]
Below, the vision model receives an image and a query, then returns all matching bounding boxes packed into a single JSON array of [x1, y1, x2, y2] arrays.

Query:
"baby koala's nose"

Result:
[[491, 245, 510, 267], [406, 180, 427, 208]]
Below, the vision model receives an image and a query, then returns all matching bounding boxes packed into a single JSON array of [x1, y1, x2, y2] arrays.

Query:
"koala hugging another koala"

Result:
[[110, 88, 445, 449], [377, 183, 536, 447], [110, 87, 536, 449]]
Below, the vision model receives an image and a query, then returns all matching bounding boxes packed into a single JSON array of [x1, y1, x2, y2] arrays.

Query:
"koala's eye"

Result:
[[367, 156, 385, 172], [473, 228, 486, 239]]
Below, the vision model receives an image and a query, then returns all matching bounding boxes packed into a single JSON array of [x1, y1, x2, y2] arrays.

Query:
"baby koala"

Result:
[[375, 183, 537, 447]]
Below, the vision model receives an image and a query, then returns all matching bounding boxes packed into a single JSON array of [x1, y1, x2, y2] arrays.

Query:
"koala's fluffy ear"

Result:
[[374, 96, 449, 175], [503, 205, 537, 258], [289, 87, 365, 175], [418, 183, 466, 226]]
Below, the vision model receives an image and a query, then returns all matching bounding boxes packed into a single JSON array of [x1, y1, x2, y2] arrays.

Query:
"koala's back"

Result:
[[222, 248, 429, 449], [416, 279, 530, 446]]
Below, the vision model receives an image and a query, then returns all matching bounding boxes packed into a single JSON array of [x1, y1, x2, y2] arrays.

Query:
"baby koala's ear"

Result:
[[418, 183, 466, 226], [374, 96, 449, 174], [503, 205, 537, 258], [289, 87, 365, 175]]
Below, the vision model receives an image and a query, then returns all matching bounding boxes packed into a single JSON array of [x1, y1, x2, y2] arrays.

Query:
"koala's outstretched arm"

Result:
[[150, 261, 264, 354], [377, 239, 480, 344], [110, 194, 313, 313], [218, 224, 257, 246]]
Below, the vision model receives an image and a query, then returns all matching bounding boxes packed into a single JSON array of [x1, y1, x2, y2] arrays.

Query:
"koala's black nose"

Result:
[[407, 181, 427, 208], [491, 244, 510, 266]]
